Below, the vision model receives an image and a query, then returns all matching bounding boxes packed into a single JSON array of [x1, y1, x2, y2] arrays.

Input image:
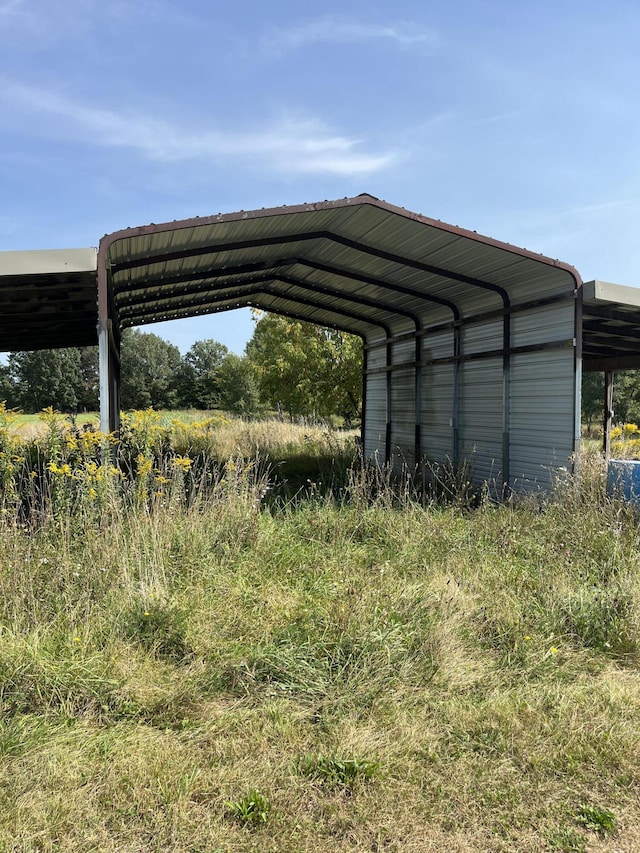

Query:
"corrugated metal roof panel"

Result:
[[102, 196, 581, 337]]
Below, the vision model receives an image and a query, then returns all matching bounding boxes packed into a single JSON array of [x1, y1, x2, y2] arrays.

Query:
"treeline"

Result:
[[0, 314, 363, 421]]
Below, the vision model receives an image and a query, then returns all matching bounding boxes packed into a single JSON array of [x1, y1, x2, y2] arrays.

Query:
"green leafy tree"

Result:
[[120, 329, 182, 410], [178, 339, 229, 409], [217, 353, 261, 415], [78, 347, 99, 411], [582, 371, 604, 430], [8, 348, 83, 412], [0, 363, 18, 408], [245, 312, 363, 420], [611, 371, 640, 424]]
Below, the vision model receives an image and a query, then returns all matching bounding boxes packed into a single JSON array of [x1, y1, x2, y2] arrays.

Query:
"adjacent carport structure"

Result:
[[2, 194, 640, 492]]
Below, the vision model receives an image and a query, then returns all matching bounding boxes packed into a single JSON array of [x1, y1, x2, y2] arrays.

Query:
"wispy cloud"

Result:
[[264, 16, 439, 56], [1, 83, 395, 176]]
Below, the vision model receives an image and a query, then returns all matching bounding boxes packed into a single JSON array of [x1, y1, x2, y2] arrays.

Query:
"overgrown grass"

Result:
[[0, 413, 639, 851]]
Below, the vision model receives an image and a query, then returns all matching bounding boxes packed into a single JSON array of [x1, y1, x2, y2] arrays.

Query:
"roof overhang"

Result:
[[0, 247, 98, 351], [582, 280, 640, 371]]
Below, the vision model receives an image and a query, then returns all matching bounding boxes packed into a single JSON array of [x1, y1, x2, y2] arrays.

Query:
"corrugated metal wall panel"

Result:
[[420, 363, 455, 461], [364, 303, 576, 490], [390, 365, 415, 467], [419, 329, 455, 463], [366, 343, 387, 370], [364, 370, 387, 460], [422, 328, 454, 360], [391, 337, 416, 364], [462, 319, 504, 355], [364, 336, 387, 461], [511, 302, 575, 347], [509, 350, 575, 489], [459, 359, 504, 486]]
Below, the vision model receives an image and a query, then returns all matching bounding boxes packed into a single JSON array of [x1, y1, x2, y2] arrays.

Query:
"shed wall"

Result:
[[362, 292, 577, 491]]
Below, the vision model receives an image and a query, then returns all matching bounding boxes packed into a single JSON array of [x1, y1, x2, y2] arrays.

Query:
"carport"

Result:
[[2, 194, 640, 492], [96, 194, 582, 492]]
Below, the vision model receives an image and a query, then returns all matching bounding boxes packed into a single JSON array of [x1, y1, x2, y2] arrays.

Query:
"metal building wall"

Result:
[[508, 301, 576, 488], [458, 358, 504, 486], [419, 328, 456, 463], [362, 286, 578, 492]]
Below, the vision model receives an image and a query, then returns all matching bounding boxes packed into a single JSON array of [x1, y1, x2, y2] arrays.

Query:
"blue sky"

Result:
[[1, 0, 639, 354]]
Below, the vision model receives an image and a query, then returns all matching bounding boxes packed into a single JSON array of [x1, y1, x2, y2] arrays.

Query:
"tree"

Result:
[[178, 339, 229, 409], [120, 329, 182, 410], [245, 312, 363, 420], [0, 363, 18, 408], [217, 353, 261, 415], [611, 371, 640, 425], [582, 371, 640, 429], [78, 347, 99, 411], [8, 348, 83, 412], [582, 371, 604, 430]]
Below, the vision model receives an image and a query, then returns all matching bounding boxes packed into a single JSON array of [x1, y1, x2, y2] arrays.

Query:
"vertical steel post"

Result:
[[603, 371, 614, 461], [573, 285, 584, 477], [98, 318, 111, 434], [452, 323, 461, 466], [385, 340, 392, 464], [414, 329, 422, 465], [360, 344, 367, 457], [502, 311, 511, 493], [97, 240, 120, 435]]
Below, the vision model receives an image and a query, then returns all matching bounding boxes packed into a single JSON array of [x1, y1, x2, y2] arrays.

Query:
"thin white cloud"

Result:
[[1, 83, 395, 176], [264, 16, 439, 56]]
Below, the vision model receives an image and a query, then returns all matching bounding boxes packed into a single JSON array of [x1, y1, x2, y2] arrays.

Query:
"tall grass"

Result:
[[0, 411, 639, 851]]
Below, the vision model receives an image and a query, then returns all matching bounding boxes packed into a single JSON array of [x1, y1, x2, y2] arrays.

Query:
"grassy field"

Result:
[[0, 411, 639, 851]]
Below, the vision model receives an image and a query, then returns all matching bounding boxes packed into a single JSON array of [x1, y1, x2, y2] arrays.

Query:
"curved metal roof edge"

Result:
[[98, 193, 583, 288]]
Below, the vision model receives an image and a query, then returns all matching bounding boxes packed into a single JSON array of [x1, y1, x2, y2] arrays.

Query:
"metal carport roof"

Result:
[[0, 248, 97, 350], [98, 194, 582, 342], [582, 280, 640, 371]]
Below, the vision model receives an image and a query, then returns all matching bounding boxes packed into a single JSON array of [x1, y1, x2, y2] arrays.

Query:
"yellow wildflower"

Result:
[[172, 455, 193, 472]]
